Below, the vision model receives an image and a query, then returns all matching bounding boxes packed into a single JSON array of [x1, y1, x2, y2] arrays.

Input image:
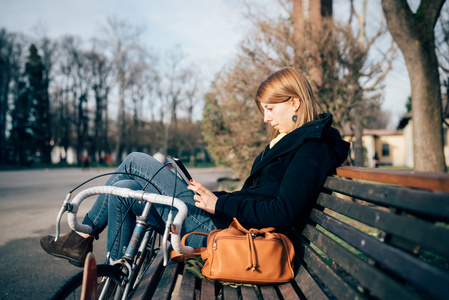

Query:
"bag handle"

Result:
[[170, 231, 207, 262], [230, 218, 275, 235]]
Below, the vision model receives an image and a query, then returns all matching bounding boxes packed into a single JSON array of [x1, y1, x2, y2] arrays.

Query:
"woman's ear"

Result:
[[291, 97, 301, 112]]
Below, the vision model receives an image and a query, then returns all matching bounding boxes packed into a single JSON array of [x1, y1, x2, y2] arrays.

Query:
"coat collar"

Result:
[[250, 113, 334, 176]]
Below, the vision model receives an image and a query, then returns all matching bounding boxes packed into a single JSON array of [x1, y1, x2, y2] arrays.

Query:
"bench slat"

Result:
[[178, 269, 197, 300], [131, 250, 165, 300], [310, 208, 449, 299], [277, 282, 301, 300], [200, 279, 215, 300], [317, 192, 449, 257], [222, 285, 239, 299], [302, 224, 419, 299], [293, 265, 329, 300], [336, 166, 449, 192], [324, 177, 449, 222], [299, 241, 365, 299], [151, 260, 181, 300], [259, 285, 279, 300], [240, 285, 258, 300]]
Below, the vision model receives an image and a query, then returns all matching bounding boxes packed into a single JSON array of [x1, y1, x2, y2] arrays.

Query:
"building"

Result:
[[344, 129, 405, 168], [345, 96, 449, 169], [397, 98, 449, 168]]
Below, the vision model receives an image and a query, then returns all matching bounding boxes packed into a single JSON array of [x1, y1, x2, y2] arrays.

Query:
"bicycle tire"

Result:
[[49, 264, 126, 300], [133, 230, 160, 288]]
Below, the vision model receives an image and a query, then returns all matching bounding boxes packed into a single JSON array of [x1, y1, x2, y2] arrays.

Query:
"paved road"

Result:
[[0, 167, 232, 300]]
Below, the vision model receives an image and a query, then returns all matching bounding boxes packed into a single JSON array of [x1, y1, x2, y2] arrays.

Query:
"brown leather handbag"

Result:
[[172, 218, 295, 284]]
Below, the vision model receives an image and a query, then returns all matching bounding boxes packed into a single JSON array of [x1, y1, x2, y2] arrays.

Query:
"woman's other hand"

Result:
[[187, 179, 218, 214]]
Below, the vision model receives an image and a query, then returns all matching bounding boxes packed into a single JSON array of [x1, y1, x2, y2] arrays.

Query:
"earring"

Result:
[[292, 115, 298, 123]]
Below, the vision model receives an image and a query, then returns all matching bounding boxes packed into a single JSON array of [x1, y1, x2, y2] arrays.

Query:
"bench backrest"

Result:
[[293, 166, 449, 300]]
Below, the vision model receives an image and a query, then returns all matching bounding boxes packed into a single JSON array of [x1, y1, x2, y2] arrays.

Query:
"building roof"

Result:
[[342, 122, 403, 136], [363, 129, 403, 136]]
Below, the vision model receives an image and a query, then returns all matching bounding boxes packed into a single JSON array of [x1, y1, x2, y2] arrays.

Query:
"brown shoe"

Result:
[[40, 231, 94, 267]]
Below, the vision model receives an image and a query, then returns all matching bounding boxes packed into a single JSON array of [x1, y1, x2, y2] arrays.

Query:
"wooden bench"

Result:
[[131, 166, 449, 300]]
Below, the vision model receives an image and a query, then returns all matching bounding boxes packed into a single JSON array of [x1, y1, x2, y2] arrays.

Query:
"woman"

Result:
[[41, 67, 349, 267]]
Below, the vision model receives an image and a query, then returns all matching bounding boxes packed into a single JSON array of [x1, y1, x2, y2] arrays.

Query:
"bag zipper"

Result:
[[212, 237, 218, 250]]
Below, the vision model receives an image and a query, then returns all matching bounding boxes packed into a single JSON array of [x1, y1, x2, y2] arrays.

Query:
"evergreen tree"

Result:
[[10, 80, 33, 166], [25, 44, 52, 164], [0, 29, 23, 166]]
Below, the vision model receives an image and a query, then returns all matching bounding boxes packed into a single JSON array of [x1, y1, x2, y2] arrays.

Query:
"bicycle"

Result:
[[48, 185, 195, 300]]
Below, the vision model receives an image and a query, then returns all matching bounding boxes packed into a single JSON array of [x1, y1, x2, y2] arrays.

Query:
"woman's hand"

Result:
[[187, 179, 218, 214]]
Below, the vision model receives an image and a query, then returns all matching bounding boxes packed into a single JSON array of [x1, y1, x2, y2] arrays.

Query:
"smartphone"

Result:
[[167, 157, 192, 184]]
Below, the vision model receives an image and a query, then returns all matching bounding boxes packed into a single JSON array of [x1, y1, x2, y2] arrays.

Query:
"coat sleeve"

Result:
[[214, 140, 338, 229]]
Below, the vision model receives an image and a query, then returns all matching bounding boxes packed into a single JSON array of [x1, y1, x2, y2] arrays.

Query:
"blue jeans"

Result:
[[82, 152, 217, 259]]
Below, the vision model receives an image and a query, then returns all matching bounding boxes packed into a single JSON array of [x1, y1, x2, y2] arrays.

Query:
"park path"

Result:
[[0, 167, 232, 300]]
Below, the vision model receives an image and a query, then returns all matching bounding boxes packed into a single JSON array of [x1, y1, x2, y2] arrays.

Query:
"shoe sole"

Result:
[[40, 240, 84, 268]]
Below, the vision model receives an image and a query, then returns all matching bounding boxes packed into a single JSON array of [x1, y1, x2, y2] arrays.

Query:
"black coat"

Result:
[[212, 113, 349, 230]]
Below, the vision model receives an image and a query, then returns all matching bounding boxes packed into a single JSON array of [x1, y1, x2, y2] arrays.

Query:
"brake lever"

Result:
[[162, 211, 173, 266], [55, 193, 72, 241]]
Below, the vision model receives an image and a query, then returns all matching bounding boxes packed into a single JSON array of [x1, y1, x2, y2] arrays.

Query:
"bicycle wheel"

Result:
[[49, 264, 126, 300], [133, 230, 161, 287]]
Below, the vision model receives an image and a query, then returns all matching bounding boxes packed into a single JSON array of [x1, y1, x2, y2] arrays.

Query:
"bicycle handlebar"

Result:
[[66, 186, 195, 257]]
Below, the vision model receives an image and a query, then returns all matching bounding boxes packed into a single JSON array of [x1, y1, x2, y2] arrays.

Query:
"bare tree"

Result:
[[95, 16, 146, 163], [86, 49, 113, 163], [155, 46, 193, 156], [49, 83, 73, 164], [57, 36, 93, 165], [126, 50, 151, 153], [50, 36, 79, 164], [203, 0, 394, 175], [35, 36, 57, 164], [294, 0, 396, 166], [203, 60, 269, 178], [1, 19, 209, 167], [184, 69, 199, 123], [176, 118, 204, 165], [382, 0, 446, 172]]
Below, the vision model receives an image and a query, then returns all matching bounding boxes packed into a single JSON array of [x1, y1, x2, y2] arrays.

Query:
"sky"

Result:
[[0, 0, 248, 78], [0, 0, 412, 128]]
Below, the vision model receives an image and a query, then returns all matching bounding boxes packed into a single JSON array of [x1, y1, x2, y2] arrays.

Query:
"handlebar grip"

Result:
[[67, 186, 110, 234]]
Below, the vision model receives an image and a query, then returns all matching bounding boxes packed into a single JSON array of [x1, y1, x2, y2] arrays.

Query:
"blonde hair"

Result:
[[255, 67, 320, 139]]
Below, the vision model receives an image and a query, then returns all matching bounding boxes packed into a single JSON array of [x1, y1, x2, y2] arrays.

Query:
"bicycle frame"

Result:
[[54, 186, 194, 300], [106, 201, 155, 298]]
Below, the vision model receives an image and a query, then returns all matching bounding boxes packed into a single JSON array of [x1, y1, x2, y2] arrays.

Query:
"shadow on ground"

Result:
[[0, 225, 107, 300]]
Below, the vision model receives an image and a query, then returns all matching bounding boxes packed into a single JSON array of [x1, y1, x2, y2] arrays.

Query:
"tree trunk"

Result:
[[0, 71, 9, 166], [115, 78, 125, 164], [353, 123, 365, 167], [293, 0, 332, 86], [381, 0, 446, 172]]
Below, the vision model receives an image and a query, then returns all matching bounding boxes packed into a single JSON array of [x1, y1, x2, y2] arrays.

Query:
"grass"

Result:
[[310, 210, 379, 264], [0, 160, 218, 171]]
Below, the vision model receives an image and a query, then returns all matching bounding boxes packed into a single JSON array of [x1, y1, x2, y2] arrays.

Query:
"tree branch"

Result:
[[417, 0, 446, 28]]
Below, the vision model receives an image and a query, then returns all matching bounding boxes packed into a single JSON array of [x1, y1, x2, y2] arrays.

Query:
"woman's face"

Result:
[[261, 99, 298, 134]]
